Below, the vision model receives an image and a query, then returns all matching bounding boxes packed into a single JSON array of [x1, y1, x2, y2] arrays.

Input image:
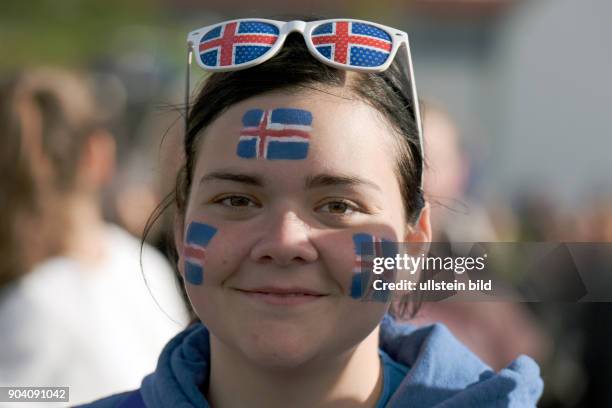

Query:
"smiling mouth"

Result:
[[235, 287, 328, 306]]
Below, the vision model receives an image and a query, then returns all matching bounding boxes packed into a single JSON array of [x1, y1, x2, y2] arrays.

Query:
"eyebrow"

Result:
[[199, 170, 381, 192], [304, 173, 382, 192], [200, 171, 263, 187]]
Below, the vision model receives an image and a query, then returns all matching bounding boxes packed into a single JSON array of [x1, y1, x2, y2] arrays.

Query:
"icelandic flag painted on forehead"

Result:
[[199, 20, 279, 67], [311, 21, 393, 67], [183, 222, 217, 285], [236, 108, 313, 160]]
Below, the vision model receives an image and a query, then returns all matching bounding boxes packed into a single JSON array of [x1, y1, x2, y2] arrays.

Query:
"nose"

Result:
[[250, 209, 318, 267]]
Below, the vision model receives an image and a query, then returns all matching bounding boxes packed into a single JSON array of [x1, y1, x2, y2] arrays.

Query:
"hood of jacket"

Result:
[[137, 315, 543, 408]]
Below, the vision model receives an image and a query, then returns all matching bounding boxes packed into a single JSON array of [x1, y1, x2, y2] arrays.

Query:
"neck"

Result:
[[208, 326, 383, 408], [63, 193, 107, 266]]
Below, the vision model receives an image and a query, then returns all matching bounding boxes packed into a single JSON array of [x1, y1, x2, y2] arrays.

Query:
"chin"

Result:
[[239, 320, 325, 370]]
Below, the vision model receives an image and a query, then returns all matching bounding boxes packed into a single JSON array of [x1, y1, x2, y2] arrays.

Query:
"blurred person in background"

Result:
[[421, 103, 497, 243], [0, 69, 188, 405], [575, 191, 612, 242], [514, 190, 565, 241], [107, 104, 185, 253], [412, 103, 550, 371]]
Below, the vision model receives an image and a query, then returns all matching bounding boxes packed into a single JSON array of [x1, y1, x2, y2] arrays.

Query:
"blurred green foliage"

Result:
[[0, 0, 183, 69]]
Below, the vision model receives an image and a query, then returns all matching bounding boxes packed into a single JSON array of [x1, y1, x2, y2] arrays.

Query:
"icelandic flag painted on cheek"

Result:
[[184, 222, 217, 285], [236, 108, 313, 160], [351, 233, 397, 300]]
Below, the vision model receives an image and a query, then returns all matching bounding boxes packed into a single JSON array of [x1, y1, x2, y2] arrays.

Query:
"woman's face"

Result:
[[176, 88, 430, 368]]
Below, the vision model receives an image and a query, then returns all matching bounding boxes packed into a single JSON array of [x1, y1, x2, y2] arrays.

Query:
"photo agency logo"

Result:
[[352, 242, 610, 303]]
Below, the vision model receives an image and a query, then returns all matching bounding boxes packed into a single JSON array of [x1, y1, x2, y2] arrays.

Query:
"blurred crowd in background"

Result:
[[1, 0, 611, 407]]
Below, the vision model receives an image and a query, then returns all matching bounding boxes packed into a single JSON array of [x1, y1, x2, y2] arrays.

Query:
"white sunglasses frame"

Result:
[[185, 18, 424, 188]]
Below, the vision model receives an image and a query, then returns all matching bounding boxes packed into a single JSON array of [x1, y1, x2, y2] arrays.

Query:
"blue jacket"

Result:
[[79, 315, 543, 407]]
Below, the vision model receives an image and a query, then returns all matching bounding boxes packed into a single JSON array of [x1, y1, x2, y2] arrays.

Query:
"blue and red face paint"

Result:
[[183, 222, 218, 285], [236, 108, 313, 160], [351, 233, 397, 301]]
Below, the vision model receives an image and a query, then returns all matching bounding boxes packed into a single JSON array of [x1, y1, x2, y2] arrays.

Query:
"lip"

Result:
[[235, 287, 328, 306]]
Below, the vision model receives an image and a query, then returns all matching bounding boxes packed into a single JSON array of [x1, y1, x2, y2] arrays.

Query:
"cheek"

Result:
[[181, 221, 218, 285], [181, 219, 250, 282], [181, 220, 251, 318], [316, 231, 357, 293], [316, 231, 391, 349], [317, 227, 399, 299]]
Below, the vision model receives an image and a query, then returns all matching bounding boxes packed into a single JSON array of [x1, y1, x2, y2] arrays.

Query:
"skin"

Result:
[[175, 84, 431, 408]]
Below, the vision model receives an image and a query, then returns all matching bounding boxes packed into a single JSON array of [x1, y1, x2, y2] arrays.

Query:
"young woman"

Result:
[[82, 18, 543, 407]]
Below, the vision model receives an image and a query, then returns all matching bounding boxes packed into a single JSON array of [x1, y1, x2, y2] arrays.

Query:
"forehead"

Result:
[[194, 89, 398, 184]]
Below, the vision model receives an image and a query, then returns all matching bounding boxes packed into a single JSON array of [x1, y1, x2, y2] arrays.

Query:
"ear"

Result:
[[404, 202, 432, 252], [174, 212, 186, 279]]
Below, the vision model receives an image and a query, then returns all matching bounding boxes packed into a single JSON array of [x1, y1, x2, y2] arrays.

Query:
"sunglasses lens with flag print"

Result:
[[310, 21, 393, 68], [198, 20, 280, 68]]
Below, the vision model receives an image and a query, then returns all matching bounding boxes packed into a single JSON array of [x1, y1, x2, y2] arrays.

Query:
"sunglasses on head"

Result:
[[185, 18, 424, 185]]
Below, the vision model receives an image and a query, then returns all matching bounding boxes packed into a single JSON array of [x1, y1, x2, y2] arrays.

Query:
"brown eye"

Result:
[[317, 200, 357, 215], [217, 195, 258, 208], [328, 201, 350, 213]]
